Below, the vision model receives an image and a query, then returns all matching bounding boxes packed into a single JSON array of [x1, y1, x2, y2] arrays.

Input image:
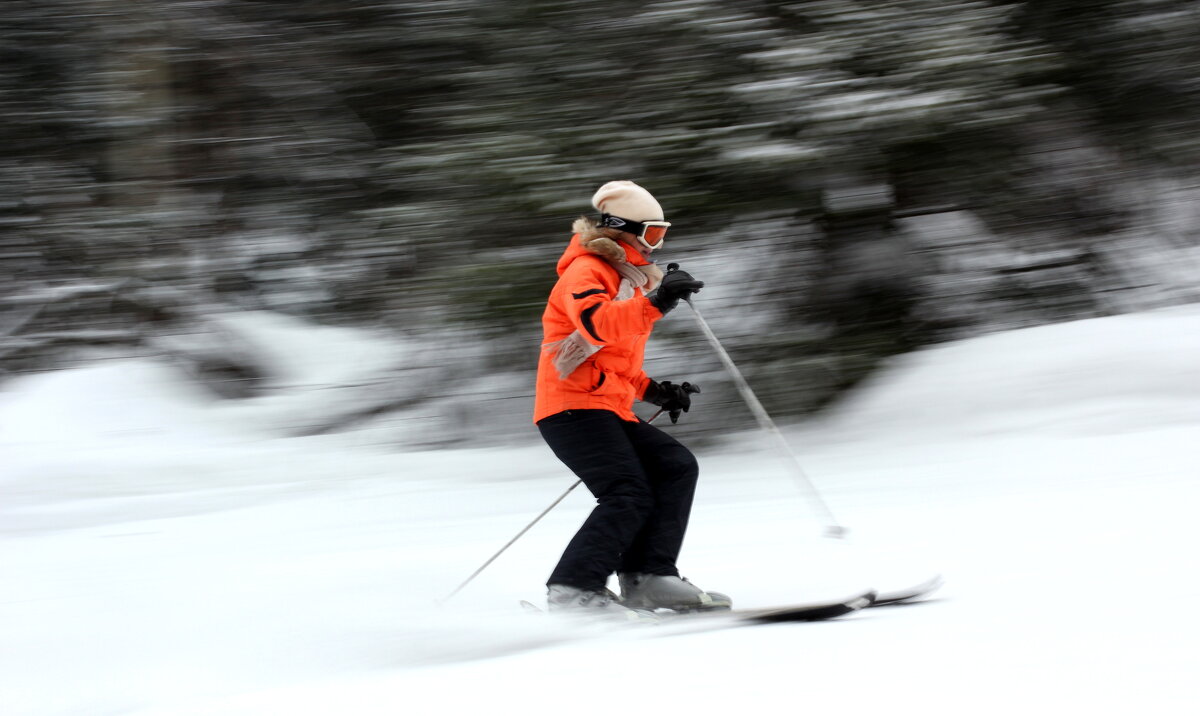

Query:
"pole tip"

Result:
[[823, 525, 850, 539]]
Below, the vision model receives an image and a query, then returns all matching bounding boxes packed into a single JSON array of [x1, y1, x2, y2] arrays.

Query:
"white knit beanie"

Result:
[[591, 180, 665, 223]]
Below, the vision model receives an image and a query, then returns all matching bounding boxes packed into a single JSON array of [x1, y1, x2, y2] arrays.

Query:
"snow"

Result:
[[2, 305, 1199, 716]]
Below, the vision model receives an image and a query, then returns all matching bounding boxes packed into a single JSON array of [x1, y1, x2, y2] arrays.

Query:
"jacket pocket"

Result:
[[564, 362, 603, 393], [588, 371, 607, 393]]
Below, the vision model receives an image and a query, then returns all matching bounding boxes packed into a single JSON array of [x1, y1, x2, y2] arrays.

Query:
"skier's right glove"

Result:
[[649, 263, 704, 316], [643, 380, 701, 423]]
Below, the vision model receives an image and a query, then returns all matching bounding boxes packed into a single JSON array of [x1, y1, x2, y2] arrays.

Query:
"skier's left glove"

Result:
[[643, 380, 701, 423], [649, 265, 704, 316]]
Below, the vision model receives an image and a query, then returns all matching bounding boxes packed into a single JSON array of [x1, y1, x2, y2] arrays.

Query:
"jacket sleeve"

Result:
[[634, 373, 654, 400], [556, 258, 661, 348]]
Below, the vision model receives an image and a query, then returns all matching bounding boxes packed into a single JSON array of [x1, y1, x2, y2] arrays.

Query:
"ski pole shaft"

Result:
[[683, 297, 847, 539], [439, 480, 583, 604], [439, 409, 666, 603]]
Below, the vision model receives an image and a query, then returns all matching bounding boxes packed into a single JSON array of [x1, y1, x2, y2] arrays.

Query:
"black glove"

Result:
[[649, 263, 704, 316], [643, 380, 702, 423]]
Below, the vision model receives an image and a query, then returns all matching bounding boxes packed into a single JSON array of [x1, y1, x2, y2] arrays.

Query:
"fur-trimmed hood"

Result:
[[559, 216, 664, 290]]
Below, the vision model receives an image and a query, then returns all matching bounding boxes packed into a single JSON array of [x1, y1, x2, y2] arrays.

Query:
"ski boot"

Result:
[[618, 573, 732, 612], [546, 585, 659, 623]]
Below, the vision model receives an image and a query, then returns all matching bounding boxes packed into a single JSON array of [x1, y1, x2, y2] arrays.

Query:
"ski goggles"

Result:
[[599, 214, 671, 250]]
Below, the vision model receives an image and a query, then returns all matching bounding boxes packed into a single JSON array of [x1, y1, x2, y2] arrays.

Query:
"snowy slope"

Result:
[[2, 305, 1198, 716]]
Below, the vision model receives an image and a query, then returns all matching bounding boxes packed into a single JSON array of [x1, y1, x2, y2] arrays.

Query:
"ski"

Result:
[[521, 589, 875, 626], [518, 575, 941, 628], [661, 589, 875, 625]]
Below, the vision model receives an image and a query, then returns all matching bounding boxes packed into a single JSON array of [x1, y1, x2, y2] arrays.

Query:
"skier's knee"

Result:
[[665, 451, 699, 484]]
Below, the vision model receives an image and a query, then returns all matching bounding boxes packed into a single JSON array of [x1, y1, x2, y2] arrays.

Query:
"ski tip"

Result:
[[872, 574, 944, 606]]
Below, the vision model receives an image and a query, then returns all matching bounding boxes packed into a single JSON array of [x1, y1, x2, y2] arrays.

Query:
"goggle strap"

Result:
[[598, 214, 641, 233]]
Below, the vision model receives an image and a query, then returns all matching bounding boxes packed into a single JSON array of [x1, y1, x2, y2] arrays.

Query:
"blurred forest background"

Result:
[[2, 0, 1199, 445]]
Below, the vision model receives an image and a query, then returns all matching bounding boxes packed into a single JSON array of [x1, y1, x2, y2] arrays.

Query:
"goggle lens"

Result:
[[639, 223, 669, 250]]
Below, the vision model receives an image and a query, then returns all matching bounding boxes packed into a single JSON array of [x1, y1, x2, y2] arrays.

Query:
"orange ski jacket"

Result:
[[533, 234, 664, 423]]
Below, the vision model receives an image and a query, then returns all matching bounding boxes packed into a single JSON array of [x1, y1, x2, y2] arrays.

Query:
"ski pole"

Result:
[[676, 275, 847, 539], [438, 477, 583, 605], [439, 408, 667, 604]]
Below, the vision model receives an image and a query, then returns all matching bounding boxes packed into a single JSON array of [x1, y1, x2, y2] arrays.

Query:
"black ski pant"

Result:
[[537, 409, 699, 591]]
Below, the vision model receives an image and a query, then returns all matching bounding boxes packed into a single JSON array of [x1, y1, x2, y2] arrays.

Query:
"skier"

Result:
[[534, 180, 729, 619]]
